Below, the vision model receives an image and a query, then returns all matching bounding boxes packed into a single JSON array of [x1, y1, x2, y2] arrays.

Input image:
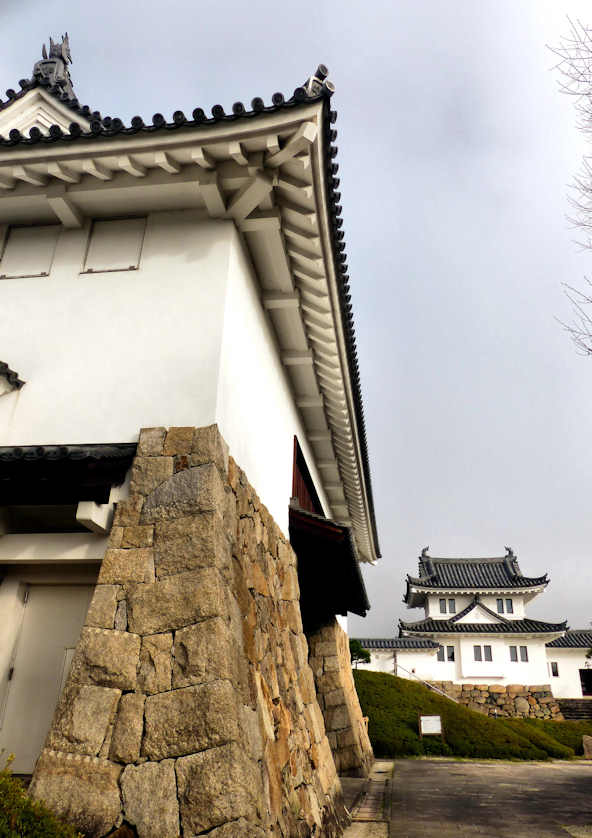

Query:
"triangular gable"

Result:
[[451, 599, 508, 625], [0, 87, 91, 137]]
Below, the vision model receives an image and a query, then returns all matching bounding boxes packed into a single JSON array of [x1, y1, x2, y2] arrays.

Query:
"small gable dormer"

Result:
[[0, 35, 92, 139]]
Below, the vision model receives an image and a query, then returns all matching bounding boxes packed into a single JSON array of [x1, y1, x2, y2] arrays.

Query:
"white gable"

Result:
[[455, 603, 505, 624], [0, 88, 91, 137]]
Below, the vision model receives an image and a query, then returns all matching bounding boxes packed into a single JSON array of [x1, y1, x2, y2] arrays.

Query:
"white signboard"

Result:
[[419, 715, 442, 736]]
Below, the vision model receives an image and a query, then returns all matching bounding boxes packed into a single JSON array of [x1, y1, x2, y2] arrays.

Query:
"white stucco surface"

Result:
[[547, 649, 591, 698], [424, 593, 525, 619], [0, 212, 327, 535], [215, 228, 328, 532]]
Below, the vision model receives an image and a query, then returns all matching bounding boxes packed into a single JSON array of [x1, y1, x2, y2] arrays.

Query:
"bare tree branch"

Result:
[[550, 19, 592, 353]]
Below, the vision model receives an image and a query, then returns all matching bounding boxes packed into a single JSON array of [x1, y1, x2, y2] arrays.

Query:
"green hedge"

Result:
[[353, 670, 592, 760], [0, 758, 82, 838]]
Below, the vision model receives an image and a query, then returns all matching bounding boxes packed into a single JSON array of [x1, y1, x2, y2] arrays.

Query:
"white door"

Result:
[[0, 584, 93, 773]]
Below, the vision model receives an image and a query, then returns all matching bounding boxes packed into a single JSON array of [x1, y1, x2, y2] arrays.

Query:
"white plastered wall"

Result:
[[215, 227, 329, 534], [546, 648, 590, 698], [356, 649, 396, 675], [0, 212, 229, 445], [0, 212, 328, 535], [425, 593, 526, 619]]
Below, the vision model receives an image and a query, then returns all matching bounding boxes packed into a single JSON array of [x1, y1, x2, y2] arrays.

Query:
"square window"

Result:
[[448, 598, 456, 614], [83, 218, 146, 273], [551, 661, 559, 677], [496, 598, 504, 614], [447, 646, 455, 662], [474, 645, 482, 662], [505, 599, 513, 614], [509, 646, 518, 662], [484, 645, 492, 662], [520, 646, 528, 663], [439, 598, 447, 614], [0, 224, 60, 278], [437, 647, 445, 662]]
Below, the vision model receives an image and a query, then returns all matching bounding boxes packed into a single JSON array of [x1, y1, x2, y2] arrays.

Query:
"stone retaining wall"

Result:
[[30, 426, 352, 837], [428, 681, 564, 719], [308, 621, 373, 778]]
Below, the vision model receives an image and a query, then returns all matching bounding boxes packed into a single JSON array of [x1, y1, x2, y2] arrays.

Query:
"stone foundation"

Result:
[[428, 681, 564, 719], [30, 426, 353, 837], [308, 621, 373, 777]]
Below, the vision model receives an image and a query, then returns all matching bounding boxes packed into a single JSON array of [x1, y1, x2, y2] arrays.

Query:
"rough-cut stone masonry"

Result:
[[428, 681, 564, 720], [308, 621, 373, 777], [30, 425, 353, 837]]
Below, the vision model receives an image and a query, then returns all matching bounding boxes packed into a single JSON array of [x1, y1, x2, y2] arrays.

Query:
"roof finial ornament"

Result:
[[421, 546, 430, 558], [32, 33, 74, 99], [303, 64, 335, 97], [505, 546, 515, 558]]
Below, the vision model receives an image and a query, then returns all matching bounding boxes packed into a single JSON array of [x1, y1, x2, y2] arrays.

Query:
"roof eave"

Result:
[[0, 95, 379, 561]]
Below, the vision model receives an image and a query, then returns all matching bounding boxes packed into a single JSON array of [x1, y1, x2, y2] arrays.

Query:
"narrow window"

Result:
[[439, 598, 447, 614], [447, 646, 455, 662], [448, 598, 456, 614], [484, 645, 492, 662], [509, 646, 518, 662], [551, 661, 559, 677], [473, 645, 482, 661], [505, 598, 513, 614], [520, 646, 528, 662], [496, 598, 504, 614], [437, 647, 445, 662]]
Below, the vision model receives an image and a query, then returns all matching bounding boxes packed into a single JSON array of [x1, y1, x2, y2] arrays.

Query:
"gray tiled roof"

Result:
[[406, 553, 548, 593], [546, 630, 592, 648], [399, 617, 567, 635], [0, 62, 380, 559], [354, 637, 440, 650]]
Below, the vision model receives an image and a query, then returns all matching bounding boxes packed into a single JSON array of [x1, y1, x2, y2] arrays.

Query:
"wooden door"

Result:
[[0, 584, 93, 773]]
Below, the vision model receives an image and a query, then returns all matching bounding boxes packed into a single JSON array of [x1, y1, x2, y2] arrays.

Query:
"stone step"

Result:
[[557, 699, 592, 720]]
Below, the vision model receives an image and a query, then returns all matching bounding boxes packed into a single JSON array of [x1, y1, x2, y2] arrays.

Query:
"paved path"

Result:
[[389, 759, 592, 837]]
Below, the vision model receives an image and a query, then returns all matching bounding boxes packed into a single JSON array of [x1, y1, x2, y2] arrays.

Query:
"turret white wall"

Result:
[[546, 649, 590, 698], [0, 212, 328, 533]]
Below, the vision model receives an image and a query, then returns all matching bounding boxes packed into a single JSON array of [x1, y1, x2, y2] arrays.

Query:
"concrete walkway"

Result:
[[389, 759, 592, 837], [343, 760, 393, 838]]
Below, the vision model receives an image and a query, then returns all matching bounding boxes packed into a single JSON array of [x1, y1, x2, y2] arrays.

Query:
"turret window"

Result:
[[473, 644, 492, 662], [438, 598, 456, 614], [496, 598, 504, 614], [505, 598, 513, 613]]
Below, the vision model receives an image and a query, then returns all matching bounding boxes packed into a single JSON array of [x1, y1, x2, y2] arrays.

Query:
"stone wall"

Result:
[[428, 681, 564, 719], [30, 426, 351, 838], [308, 621, 373, 778]]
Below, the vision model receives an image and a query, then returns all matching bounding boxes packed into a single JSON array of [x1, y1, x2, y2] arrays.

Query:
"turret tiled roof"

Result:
[[0, 57, 379, 560], [399, 617, 567, 635], [546, 630, 592, 648], [405, 551, 548, 601], [354, 637, 440, 650]]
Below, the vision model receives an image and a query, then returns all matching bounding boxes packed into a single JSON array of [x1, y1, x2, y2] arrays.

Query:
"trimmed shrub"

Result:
[[0, 756, 82, 838]]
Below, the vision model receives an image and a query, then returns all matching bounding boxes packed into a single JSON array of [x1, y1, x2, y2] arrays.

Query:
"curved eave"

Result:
[[0, 90, 379, 561], [405, 581, 548, 598]]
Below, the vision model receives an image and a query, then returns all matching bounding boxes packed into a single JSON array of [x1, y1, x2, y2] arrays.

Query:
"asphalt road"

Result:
[[389, 759, 592, 837]]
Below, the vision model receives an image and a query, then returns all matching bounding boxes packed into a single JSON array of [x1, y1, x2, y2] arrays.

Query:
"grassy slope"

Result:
[[353, 670, 592, 760]]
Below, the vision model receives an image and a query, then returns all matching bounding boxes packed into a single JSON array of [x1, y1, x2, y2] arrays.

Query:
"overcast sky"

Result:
[[2, 1, 591, 634]]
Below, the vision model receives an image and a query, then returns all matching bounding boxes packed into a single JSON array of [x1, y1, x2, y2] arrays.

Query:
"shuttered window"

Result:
[[83, 218, 146, 273], [0, 225, 60, 279]]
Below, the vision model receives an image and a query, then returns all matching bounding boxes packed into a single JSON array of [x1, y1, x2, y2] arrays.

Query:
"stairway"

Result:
[[557, 699, 592, 720]]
